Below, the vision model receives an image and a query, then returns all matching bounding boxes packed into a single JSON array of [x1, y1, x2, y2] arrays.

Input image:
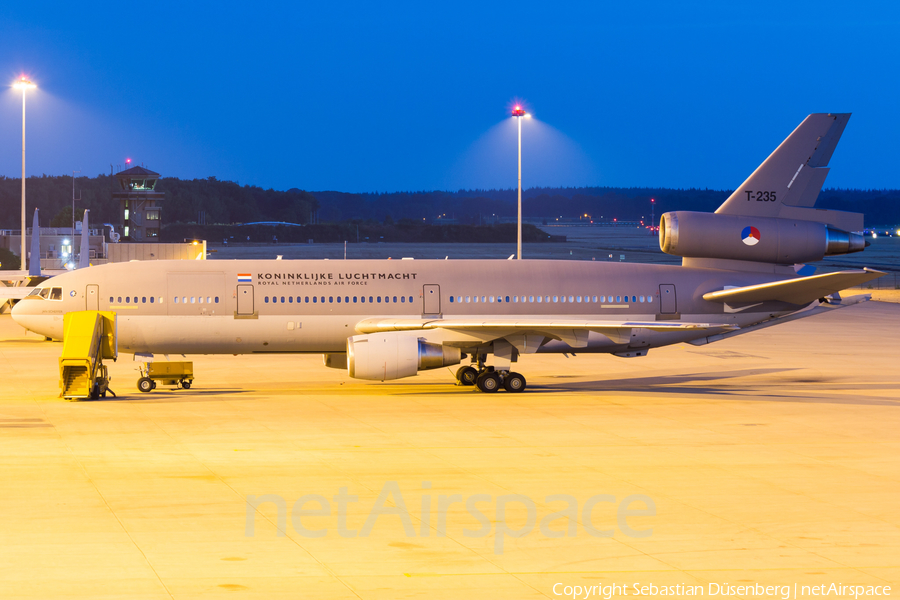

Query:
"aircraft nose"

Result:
[[10, 299, 28, 325]]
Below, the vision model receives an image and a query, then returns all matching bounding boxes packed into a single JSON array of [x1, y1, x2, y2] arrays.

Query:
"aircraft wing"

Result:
[[703, 269, 884, 305], [0, 287, 32, 300], [355, 317, 737, 348]]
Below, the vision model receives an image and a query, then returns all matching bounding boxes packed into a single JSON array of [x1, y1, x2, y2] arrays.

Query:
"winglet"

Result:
[[28, 208, 41, 277], [78, 209, 91, 269]]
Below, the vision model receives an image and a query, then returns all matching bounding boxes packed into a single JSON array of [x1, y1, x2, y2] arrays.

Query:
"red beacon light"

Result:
[[512, 106, 526, 117]]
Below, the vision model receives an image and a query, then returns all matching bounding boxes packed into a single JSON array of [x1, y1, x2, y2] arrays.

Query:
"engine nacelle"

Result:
[[659, 211, 865, 264], [347, 333, 461, 380]]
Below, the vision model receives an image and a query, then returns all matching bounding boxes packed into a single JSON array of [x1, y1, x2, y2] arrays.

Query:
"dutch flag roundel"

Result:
[[741, 226, 761, 246]]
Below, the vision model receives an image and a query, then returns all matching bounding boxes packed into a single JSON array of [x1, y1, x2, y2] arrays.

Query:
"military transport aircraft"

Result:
[[11, 113, 884, 392]]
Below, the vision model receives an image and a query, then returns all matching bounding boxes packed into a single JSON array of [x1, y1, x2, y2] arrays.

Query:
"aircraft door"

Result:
[[86, 284, 99, 311], [423, 284, 441, 316], [659, 284, 677, 314], [236, 284, 255, 316]]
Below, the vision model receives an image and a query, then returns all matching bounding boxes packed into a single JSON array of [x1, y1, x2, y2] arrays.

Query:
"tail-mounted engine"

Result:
[[659, 211, 865, 264], [347, 333, 461, 380]]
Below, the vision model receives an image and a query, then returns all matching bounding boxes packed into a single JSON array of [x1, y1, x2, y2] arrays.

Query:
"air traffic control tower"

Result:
[[113, 166, 164, 241]]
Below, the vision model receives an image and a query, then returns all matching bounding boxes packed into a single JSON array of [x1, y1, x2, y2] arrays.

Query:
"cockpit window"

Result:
[[26, 286, 63, 300]]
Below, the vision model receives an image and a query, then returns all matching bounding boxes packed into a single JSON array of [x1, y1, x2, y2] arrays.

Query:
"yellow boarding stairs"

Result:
[[59, 311, 117, 400]]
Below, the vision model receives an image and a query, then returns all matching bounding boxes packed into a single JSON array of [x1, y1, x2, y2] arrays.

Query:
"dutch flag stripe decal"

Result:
[[237, 274, 252, 282]]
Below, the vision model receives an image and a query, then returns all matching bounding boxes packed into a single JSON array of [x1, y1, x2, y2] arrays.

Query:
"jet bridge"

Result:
[[59, 311, 117, 400]]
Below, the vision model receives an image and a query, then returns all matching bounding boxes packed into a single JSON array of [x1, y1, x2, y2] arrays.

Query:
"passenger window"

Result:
[[118, 296, 123, 303], [110, 296, 114, 303], [489, 296, 494, 303], [265, 297, 270, 303], [336, 296, 341, 303], [369, 296, 373, 303], [305, 297, 309, 303], [125, 297, 130, 304], [345, 296, 350, 303], [402, 296, 406, 303], [505, 296, 510, 303], [160, 297, 164, 303], [466, 296, 470, 303], [639, 296, 644, 303], [576, 296, 582, 303], [214, 297, 218, 303], [592, 295, 598, 303], [552, 296, 558, 303], [568, 296, 574, 303], [289, 297, 293, 303], [616, 296, 621, 302], [354, 297, 358, 303], [392, 296, 397, 303], [377, 296, 381, 303], [183, 296, 188, 304], [142, 297, 146, 303], [632, 296, 637, 303], [329, 297, 333, 303], [360, 296, 365, 303], [409, 296, 413, 303], [312, 297, 317, 303], [281, 296, 285, 303], [173, 297, 178, 303]]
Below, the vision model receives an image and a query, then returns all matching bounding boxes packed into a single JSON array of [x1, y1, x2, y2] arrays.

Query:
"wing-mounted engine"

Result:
[[347, 333, 461, 381], [659, 211, 865, 265]]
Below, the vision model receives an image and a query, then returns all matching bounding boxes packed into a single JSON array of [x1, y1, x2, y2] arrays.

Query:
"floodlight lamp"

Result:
[[13, 77, 36, 90]]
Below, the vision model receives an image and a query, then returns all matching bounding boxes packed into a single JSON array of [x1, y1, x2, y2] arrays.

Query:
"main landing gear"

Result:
[[455, 364, 527, 393]]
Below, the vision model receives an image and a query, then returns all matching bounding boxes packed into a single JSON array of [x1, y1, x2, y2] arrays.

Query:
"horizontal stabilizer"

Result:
[[703, 269, 884, 305]]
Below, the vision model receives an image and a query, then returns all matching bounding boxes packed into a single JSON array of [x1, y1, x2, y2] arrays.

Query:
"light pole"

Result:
[[13, 76, 36, 271], [512, 105, 530, 259]]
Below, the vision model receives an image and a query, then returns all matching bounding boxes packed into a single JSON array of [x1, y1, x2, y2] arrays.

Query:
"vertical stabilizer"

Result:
[[716, 113, 851, 217], [78, 210, 91, 269], [28, 209, 41, 277]]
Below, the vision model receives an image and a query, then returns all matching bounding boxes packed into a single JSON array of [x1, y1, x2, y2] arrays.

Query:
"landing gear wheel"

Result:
[[503, 372, 526, 393], [456, 366, 478, 386], [476, 372, 501, 393], [137, 377, 153, 393], [182, 381, 191, 390]]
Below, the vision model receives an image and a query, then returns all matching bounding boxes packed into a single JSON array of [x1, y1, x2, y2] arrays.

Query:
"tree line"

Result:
[[0, 174, 898, 230]]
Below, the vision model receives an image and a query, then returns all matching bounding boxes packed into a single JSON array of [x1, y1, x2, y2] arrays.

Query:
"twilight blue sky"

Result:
[[0, 1, 898, 192]]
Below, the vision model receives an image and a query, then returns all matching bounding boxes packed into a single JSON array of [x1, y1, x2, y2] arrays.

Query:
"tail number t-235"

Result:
[[744, 190, 777, 202]]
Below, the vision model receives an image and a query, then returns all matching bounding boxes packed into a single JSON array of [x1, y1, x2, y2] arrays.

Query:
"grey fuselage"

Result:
[[12, 259, 798, 356]]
